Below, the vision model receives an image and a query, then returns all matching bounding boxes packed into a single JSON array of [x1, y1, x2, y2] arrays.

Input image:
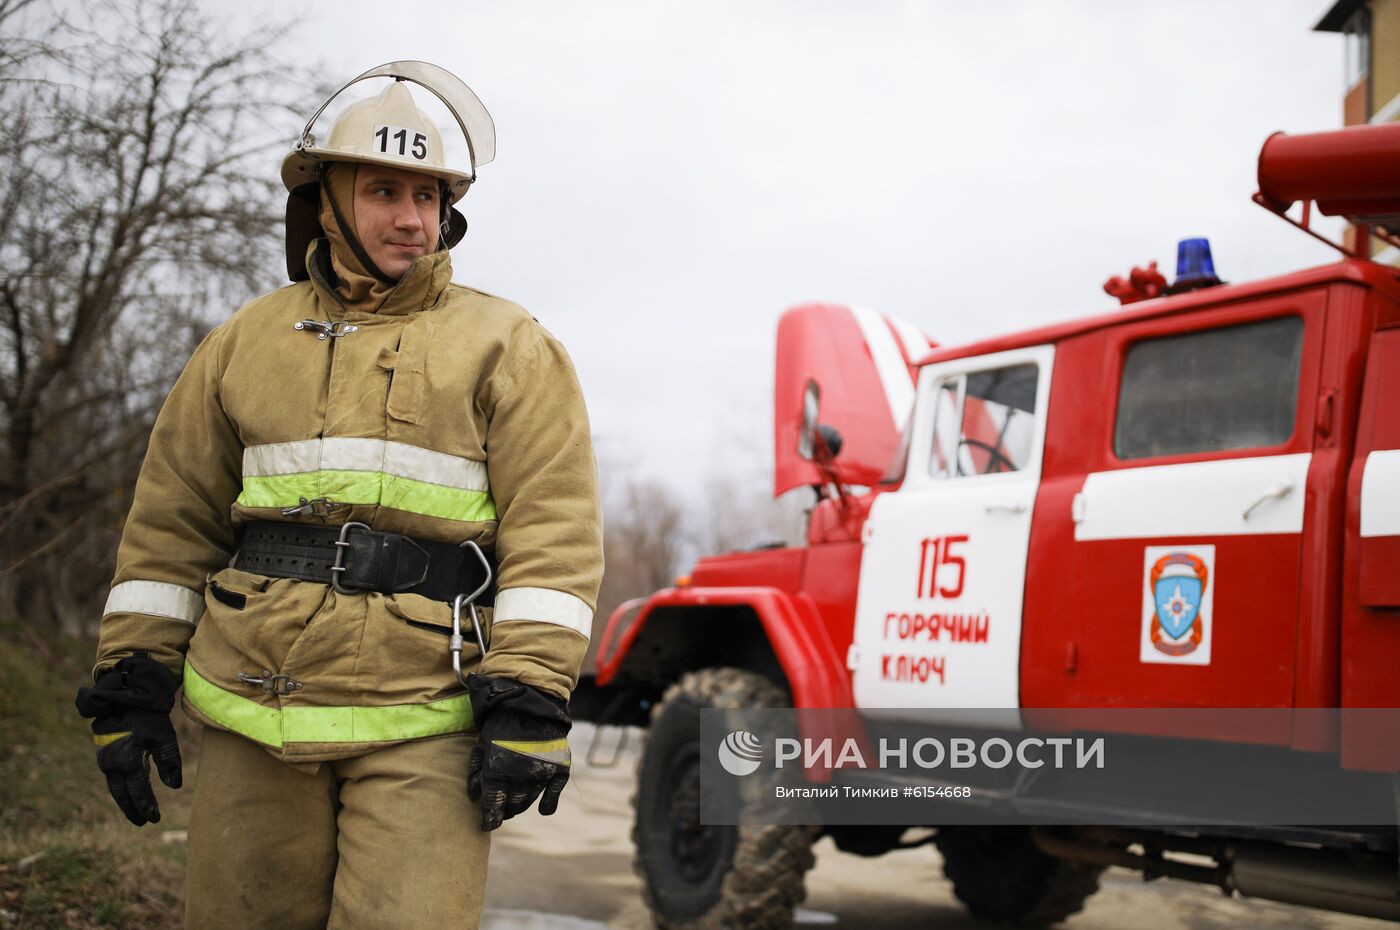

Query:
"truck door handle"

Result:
[[1242, 481, 1294, 521], [985, 503, 1027, 514]]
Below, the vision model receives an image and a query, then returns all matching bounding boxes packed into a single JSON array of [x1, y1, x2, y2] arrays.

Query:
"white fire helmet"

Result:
[[282, 60, 495, 202], [281, 60, 495, 279]]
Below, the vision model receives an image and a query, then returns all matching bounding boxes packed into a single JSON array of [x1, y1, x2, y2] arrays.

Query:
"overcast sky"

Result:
[[226, 0, 1347, 500]]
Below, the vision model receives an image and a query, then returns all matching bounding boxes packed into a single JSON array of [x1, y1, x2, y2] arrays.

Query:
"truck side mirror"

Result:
[[798, 379, 844, 465], [817, 423, 843, 459], [797, 379, 821, 461]]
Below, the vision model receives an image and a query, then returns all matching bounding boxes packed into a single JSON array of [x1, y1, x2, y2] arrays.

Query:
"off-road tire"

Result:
[[936, 827, 1104, 926], [633, 667, 819, 930]]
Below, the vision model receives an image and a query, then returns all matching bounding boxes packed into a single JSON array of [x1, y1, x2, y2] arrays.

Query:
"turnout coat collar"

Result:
[[305, 238, 454, 318]]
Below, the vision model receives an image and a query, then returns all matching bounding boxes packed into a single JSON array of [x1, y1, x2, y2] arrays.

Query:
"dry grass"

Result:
[[0, 622, 197, 929]]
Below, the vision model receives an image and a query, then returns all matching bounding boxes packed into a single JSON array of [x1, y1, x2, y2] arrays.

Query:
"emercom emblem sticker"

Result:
[[1140, 544, 1214, 665]]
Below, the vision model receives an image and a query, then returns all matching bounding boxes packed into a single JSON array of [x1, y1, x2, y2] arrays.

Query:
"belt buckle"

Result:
[[330, 521, 370, 595]]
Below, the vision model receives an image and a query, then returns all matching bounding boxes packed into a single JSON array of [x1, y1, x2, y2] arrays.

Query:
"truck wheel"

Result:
[[935, 827, 1104, 926], [633, 667, 818, 930]]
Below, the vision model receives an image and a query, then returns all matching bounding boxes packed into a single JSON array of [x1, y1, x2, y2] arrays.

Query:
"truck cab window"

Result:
[[930, 363, 1040, 478], [1114, 316, 1303, 460]]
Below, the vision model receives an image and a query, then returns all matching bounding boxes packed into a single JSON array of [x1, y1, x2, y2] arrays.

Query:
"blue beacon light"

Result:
[[1174, 237, 1220, 287]]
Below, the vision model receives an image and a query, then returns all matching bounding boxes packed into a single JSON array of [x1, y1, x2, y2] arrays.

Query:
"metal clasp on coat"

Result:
[[280, 496, 347, 519], [449, 540, 494, 687], [294, 319, 359, 340], [236, 669, 304, 696], [330, 521, 370, 594]]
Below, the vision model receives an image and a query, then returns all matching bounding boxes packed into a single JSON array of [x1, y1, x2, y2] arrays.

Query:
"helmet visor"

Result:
[[301, 60, 496, 172]]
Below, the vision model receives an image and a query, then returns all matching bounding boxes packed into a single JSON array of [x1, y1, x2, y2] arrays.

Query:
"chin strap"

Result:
[[438, 181, 452, 249], [439, 180, 469, 251]]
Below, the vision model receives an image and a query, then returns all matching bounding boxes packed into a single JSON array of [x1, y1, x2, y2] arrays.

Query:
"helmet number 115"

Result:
[[374, 124, 428, 160]]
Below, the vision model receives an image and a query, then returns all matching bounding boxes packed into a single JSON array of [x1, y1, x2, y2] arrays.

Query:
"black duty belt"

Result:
[[234, 521, 496, 606]]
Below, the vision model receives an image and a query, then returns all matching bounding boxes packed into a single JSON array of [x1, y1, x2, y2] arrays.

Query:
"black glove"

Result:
[[74, 652, 183, 826], [465, 674, 571, 831]]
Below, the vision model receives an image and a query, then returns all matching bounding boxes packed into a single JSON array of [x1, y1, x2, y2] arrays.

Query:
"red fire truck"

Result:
[[580, 123, 1400, 927]]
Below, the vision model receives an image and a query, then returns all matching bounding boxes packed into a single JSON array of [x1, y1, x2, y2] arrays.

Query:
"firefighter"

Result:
[[73, 61, 603, 928]]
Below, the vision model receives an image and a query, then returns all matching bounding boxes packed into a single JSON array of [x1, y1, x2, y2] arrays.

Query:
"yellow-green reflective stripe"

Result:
[[93, 731, 129, 747], [183, 664, 475, 748], [495, 737, 571, 765], [237, 471, 497, 522], [184, 663, 282, 746]]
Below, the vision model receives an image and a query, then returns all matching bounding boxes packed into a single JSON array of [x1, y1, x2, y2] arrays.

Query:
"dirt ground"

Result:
[[482, 724, 1396, 930]]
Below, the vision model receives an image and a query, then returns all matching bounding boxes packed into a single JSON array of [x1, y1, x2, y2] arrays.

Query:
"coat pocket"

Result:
[[383, 316, 434, 425], [188, 568, 301, 688], [205, 567, 271, 604], [353, 593, 490, 703], [209, 580, 248, 609], [383, 593, 493, 652]]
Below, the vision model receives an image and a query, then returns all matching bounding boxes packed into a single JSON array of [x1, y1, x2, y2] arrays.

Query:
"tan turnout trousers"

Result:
[[186, 727, 490, 929]]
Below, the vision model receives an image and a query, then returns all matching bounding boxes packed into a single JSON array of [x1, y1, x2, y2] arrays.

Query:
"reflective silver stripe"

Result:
[[244, 439, 320, 475], [243, 438, 489, 492], [103, 580, 204, 625], [493, 587, 594, 638]]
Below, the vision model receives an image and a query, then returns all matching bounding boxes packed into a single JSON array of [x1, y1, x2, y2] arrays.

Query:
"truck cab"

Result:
[[853, 259, 1400, 739]]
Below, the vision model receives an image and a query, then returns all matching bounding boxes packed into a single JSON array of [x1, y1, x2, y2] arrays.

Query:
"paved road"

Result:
[[482, 725, 1393, 930]]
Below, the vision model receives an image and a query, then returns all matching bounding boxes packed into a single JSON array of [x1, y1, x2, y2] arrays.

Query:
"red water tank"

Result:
[[1257, 123, 1400, 224]]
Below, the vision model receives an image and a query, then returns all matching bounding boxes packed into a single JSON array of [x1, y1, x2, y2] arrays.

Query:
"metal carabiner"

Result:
[[449, 540, 494, 686]]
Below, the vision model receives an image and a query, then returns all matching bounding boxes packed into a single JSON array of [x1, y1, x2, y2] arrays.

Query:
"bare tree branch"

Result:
[[0, 509, 92, 576], [0, 0, 310, 631]]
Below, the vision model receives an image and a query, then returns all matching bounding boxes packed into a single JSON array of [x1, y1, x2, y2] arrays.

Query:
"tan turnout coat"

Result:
[[96, 240, 603, 762]]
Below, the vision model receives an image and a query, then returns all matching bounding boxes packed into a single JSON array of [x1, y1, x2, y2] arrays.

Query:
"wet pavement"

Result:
[[482, 724, 1393, 930]]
